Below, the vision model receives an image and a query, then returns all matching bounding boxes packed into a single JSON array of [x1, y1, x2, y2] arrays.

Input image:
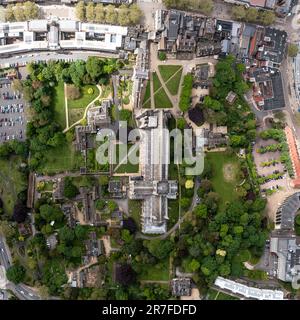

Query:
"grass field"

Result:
[[128, 199, 142, 231], [38, 141, 84, 175], [68, 85, 99, 109], [142, 80, 151, 106], [138, 259, 170, 281], [207, 289, 239, 300], [68, 108, 85, 125], [154, 87, 173, 108], [152, 72, 162, 92], [114, 144, 140, 174], [165, 68, 183, 95], [206, 152, 240, 210], [0, 157, 27, 215], [53, 82, 66, 129], [158, 65, 182, 83]]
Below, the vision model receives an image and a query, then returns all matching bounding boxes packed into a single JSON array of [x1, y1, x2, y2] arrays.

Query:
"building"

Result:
[[128, 110, 178, 234], [108, 180, 126, 198], [214, 276, 284, 300], [0, 19, 129, 56], [270, 192, 300, 283], [171, 278, 192, 297], [132, 40, 149, 109], [87, 99, 111, 129], [155, 10, 222, 59], [195, 123, 228, 150]]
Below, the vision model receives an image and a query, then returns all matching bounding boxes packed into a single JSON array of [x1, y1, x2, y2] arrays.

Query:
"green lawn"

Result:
[[154, 87, 173, 108], [152, 72, 162, 92], [68, 108, 85, 125], [68, 85, 99, 109], [0, 157, 27, 215], [128, 199, 141, 231], [142, 80, 151, 106], [205, 152, 240, 210], [138, 259, 170, 281], [158, 65, 182, 84], [165, 68, 183, 95], [53, 82, 66, 129], [142, 99, 151, 109], [207, 289, 239, 300], [114, 144, 140, 174], [38, 142, 84, 175]]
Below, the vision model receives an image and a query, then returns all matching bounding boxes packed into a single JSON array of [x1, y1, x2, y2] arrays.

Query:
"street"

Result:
[[0, 236, 41, 300]]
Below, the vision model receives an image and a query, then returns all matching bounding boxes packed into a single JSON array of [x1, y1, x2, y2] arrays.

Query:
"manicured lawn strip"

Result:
[[207, 289, 239, 300], [68, 108, 85, 125], [165, 68, 183, 95], [142, 99, 151, 109], [0, 157, 27, 215], [68, 85, 99, 109], [128, 199, 142, 231], [152, 72, 162, 92], [53, 82, 66, 129], [205, 152, 239, 210], [143, 80, 151, 104], [154, 87, 173, 108], [138, 259, 170, 281], [158, 65, 182, 83], [38, 142, 84, 175]]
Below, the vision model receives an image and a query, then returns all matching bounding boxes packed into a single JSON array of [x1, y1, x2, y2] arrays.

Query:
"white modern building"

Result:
[[0, 19, 128, 55], [214, 277, 285, 300]]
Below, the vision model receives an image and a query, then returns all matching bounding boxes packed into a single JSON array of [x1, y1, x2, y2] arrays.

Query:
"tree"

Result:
[[288, 43, 299, 57], [107, 200, 118, 213], [105, 5, 117, 25], [66, 84, 81, 100], [231, 5, 246, 21], [63, 177, 79, 199], [86, 57, 104, 81], [5, 4, 15, 22], [119, 109, 132, 122], [6, 265, 26, 284], [185, 179, 194, 189], [0, 221, 16, 239], [176, 117, 186, 130], [58, 226, 75, 242], [118, 4, 130, 26], [69, 60, 86, 86], [23, 1, 39, 20], [122, 217, 137, 234], [196, 0, 213, 15], [13, 3, 25, 21], [194, 204, 208, 219], [128, 4, 143, 24], [145, 239, 174, 260], [246, 8, 258, 23], [12, 202, 27, 223], [86, 2, 95, 22], [116, 264, 136, 286], [95, 199, 106, 211], [259, 11, 275, 26], [94, 4, 105, 23], [180, 197, 190, 209], [158, 51, 167, 61], [75, 1, 86, 21]]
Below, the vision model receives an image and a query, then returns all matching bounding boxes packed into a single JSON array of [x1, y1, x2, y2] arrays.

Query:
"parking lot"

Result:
[[0, 80, 27, 143]]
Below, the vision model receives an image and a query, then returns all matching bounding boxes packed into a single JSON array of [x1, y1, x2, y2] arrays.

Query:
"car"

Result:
[[20, 290, 24, 294]]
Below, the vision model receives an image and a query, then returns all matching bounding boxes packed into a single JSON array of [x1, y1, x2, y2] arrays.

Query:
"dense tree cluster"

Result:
[[179, 74, 193, 112], [23, 58, 122, 170], [6, 265, 26, 284], [202, 55, 256, 146], [5, 2, 39, 22], [0, 140, 28, 159], [75, 2, 143, 26], [63, 177, 79, 199], [163, 0, 213, 15], [288, 43, 299, 57], [231, 6, 276, 25]]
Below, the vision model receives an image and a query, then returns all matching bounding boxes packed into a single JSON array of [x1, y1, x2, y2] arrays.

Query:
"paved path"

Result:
[[64, 83, 69, 129]]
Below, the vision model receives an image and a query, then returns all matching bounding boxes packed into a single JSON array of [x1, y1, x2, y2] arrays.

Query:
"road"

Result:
[[0, 236, 41, 300], [0, 50, 119, 67]]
